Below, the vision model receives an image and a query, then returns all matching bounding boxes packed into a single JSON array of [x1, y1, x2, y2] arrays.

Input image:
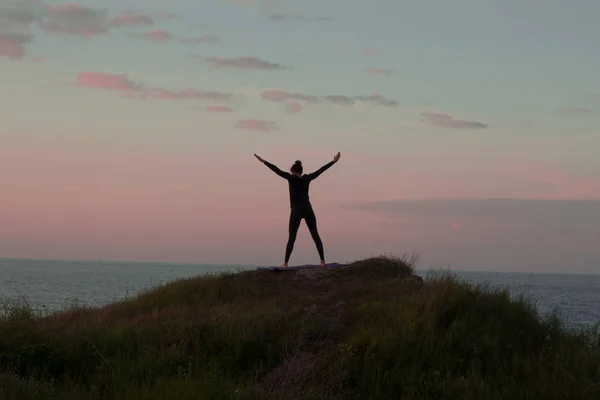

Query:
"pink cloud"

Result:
[[29, 56, 45, 62], [324, 95, 356, 106], [0, 32, 32, 60], [421, 112, 488, 129], [180, 34, 219, 44], [204, 56, 288, 70], [41, 3, 108, 37], [364, 49, 374, 55], [260, 90, 398, 109], [139, 28, 172, 42], [236, 119, 277, 132], [365, 67, 394, 77], [261, 90, 289, 101], [362, 93, 398, 107], [0, 5, 37, 31], [422, 113, 453, 121], [285, 101, 303, 114], [76, 72, 141, 91], [40, 20, 106, 36], [326, 94, 399, 107], [76, 71, 232, 102], [46, 3, 102, 18], [261, 90, 320, 103], [204, 105, 233, 113], [110, 13, 153, 27], [138, 88, 231, 101]]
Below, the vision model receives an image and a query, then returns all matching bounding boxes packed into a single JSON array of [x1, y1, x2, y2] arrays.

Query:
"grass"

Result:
[[0, 255, 599, 399]]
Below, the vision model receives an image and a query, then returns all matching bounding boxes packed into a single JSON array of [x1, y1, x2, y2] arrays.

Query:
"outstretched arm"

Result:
[[264, 161, 292, 179], [254, 154, 291, 179], [306, 152, 341, 181]]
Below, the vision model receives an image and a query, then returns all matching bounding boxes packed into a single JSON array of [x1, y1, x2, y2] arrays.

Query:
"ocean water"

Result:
[[1, 259, 599, 329]]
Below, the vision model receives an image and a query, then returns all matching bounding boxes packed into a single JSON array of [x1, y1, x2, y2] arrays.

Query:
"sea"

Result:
[[1, 258, 599, 330]]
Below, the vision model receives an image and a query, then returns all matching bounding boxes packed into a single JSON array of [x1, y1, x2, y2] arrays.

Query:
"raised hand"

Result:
[[254, 154, 265, 163], [333, 152, 341, 163]]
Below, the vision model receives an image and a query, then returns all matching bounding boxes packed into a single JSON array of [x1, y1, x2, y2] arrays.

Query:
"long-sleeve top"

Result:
[[263, 160, 336, 208]]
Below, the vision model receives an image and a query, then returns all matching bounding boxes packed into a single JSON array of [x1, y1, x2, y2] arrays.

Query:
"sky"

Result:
[[1, 0, 600, 273]]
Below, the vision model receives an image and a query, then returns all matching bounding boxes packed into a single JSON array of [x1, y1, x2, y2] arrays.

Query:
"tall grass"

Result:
[[0, 255, 598, 399]]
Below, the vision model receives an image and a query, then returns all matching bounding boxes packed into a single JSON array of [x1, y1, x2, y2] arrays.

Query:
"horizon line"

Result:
[[1, 256, 599, 277]]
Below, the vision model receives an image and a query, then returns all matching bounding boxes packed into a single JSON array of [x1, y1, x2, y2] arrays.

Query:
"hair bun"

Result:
[[294, 160, 302, 166]]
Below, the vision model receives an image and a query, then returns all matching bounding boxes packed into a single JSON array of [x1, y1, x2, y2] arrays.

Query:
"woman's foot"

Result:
[[280, 262, 288, 268], [320, 260, 325, 267]]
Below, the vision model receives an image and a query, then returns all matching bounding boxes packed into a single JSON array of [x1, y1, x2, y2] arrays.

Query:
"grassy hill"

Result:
[[1, 255, 599, 399]]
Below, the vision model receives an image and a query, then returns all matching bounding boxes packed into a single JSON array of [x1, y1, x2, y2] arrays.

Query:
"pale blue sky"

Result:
[[1, 0, 600, 272]]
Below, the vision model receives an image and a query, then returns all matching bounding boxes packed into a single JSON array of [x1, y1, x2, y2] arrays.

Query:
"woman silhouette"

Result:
[[254, 152, 341, 268]]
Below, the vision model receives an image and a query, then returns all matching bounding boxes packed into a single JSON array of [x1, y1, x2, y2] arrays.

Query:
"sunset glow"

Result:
[[2, 0, 600, 272]]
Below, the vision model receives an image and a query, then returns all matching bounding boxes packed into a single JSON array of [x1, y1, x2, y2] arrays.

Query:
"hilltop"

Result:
[[1, 255, 599, 399]]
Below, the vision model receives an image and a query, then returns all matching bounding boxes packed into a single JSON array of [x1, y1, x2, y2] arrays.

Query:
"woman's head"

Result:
[[290, 160, 303, 175]]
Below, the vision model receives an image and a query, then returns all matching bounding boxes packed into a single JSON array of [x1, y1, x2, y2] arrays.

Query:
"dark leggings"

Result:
[[285, 205, 325, 263]]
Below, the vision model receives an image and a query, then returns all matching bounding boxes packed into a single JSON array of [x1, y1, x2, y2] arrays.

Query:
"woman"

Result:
[[254, 152, 341, 268]]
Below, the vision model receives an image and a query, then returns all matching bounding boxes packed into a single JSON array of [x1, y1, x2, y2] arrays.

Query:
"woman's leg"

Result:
[[304, 209, 325, 265], [284, 209, 303, 267]]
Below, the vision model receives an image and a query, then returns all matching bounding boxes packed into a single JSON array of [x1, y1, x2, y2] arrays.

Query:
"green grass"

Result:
[[1, 255, 599, 399]]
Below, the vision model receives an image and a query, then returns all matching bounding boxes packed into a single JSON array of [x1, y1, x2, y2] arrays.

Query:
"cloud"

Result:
[[138, 28, 172, 42], [180, 34, 219, 44], [268, 13, 332, 22], [261, 90, 320, 103], [344, 198, 600, 268], [203, 105, 233, 113], [135, 88, 232, 101], [345, 198, 600, 240], [2, 2, 112, 37], [285, 101, 303, 114], [421, 112, 488, 129], [41, 3, 108, 37], [260, 90, 398, 109], [365, 67, 394, 77], [2, 3, 165, 38], [324, 95, 355, 106], [325, 94, 398, 107], [76, 72, 141, 91], [364, 49, 374, 55], [76, 71, 232, 102], [203, 56, 288, 70], [236, 119, 277, 132], [0, 32, 32, 60], [362, 94, 398, 107], [110, 13, 153, 28], [0, 4, 37, 31]]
